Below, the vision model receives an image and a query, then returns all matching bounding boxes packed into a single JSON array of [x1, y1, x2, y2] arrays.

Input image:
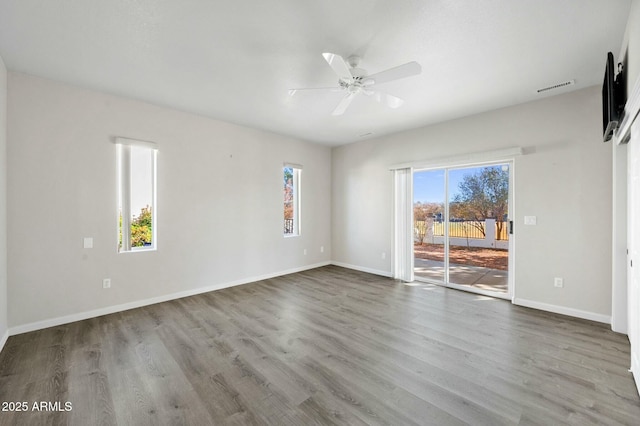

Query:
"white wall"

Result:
[[0, 55, 7, 346], [621, 0, 640, 89], [612, 0, 640, 333], [7, 72, 331, 330], [332, 86, 613, 321], [614, 0, 640, 391]]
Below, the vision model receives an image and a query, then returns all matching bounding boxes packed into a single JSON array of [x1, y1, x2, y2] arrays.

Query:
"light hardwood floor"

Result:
[[0, 265, 639, 425]]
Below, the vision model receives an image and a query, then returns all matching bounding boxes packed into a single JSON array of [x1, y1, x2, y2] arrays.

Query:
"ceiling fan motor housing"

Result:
[[289, 52, 421, 115]]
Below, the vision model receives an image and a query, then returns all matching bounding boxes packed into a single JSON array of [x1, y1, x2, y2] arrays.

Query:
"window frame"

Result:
[[284, 163, 302, 237], [116, 137, 158, 253]]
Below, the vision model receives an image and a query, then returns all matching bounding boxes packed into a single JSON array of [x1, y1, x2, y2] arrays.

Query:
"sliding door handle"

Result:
[[509, 220, 514, 235]]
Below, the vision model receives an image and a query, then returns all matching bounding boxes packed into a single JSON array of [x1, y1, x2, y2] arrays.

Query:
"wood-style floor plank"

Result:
[[0, 265, 639, 425]]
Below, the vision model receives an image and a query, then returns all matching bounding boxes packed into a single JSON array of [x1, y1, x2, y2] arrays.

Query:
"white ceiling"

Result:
[[0, 0, 632, 146]]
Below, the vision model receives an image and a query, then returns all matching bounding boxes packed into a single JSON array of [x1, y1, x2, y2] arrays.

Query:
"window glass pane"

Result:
[[129, 147, 154, 248], [118, 143, 156, 252], [283, 166, 301, 236], [284, 166, 294, 235]]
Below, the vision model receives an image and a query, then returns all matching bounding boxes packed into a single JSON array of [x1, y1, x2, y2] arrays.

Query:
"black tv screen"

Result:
[[603, 52, 618, 142]]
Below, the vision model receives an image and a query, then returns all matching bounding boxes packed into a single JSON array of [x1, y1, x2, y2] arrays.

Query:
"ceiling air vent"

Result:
[[536, 79, 575, 94]]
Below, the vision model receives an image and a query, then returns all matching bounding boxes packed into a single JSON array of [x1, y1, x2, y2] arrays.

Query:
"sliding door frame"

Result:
[[412, 159, 515, 301]]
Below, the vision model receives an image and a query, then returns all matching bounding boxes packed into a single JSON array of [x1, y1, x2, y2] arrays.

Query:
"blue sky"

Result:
[[413, 165, 508, 203], [413, 169, 446, 203]]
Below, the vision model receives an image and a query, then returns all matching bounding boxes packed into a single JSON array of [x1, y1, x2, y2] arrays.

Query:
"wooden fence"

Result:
[[425, 220, 509, 240]]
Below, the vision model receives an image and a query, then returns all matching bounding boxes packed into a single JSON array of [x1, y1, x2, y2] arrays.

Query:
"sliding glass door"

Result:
[[413, 162, 513, 299], [413, 170, 446, 282]]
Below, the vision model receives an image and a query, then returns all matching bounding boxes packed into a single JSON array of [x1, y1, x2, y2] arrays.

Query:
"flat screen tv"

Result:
[[603, 52, 625, 142]]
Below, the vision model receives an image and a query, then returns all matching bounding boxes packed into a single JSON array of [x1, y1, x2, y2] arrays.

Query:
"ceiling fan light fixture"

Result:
[[292, 53, 421, 115]]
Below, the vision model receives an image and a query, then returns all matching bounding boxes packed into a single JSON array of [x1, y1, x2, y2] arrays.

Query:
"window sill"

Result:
[[119, 247, 157, 254]]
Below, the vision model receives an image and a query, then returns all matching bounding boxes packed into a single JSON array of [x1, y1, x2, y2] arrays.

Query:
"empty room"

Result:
[[1, 0, 640, 425]]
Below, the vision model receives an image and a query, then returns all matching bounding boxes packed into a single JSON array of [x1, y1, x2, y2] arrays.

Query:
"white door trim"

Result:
[[411, 159, 515, 300]]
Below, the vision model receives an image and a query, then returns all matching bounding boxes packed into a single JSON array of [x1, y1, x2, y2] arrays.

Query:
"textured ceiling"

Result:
[[0, 0, 632, 146]]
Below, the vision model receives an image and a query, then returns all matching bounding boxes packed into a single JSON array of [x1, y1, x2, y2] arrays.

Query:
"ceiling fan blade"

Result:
[[322, 52, 353, 82], [369, 91, 405, 109], [332, 93, 356, 116], [365, 61, 422, 86], [288, 87, 342, 96]]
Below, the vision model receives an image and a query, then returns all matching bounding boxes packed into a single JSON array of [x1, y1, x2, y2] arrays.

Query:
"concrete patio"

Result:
[[414, 258, 508, 293]]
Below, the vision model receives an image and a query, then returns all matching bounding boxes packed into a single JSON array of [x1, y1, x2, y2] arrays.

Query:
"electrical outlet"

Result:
[[303, 249, 307, 255], [103, 278, 111, 289], [320, 246, 324, 253], [554, 277, 563, 288], [382, 252, 386, 260]]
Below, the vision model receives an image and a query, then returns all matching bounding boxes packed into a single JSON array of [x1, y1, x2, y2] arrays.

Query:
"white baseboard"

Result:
[[10, 263, 613, 339], [513, 298, 611, 324], [0, 329, 8, 354], [9, 261, 331, 336], [330, 261, 393, 278]]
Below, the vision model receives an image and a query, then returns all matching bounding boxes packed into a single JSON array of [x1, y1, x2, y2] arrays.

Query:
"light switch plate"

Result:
[[524, 216, 537, 225], [83, 237, 93, 249]]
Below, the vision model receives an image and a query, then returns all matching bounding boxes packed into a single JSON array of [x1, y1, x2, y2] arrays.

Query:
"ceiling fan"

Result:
[[289, 53, 422, 116]]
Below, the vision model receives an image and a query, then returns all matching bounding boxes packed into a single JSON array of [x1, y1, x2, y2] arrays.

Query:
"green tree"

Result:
[[131, 206, 153, 247], [451, 167, 508, 239]]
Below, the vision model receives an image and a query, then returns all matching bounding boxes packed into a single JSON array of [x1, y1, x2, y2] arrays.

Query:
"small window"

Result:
[[117, 138, 157, 252], [284, 164, 301, 236]]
